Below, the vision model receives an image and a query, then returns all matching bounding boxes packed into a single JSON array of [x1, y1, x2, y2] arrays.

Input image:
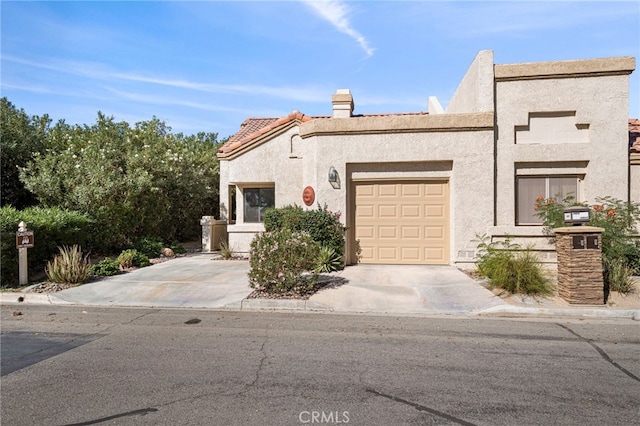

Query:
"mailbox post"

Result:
[[554, 206, 605, 304], [16, 221, 35, 285], [200, 216, 228, 252]]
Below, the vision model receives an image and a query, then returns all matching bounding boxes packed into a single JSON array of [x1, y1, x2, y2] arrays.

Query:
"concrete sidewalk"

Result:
[[2, 254, 639, 319]]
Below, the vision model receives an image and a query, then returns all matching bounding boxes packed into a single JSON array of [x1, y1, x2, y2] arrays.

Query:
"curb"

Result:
[[478, 304, 640, 320], [2, 291, 639, 320], [240, 299, 333, 312], [1, 292, 52, 305]]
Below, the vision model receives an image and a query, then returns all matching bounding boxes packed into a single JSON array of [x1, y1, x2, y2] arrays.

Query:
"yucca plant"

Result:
[[315, 246, 343, 273], [45, 245, 91, 284]]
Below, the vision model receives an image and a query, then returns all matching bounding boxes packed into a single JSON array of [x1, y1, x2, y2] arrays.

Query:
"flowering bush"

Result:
[[19, 114, 222, 251], [534, 196, 640, 293], [248, 229, 320, 294], [263, 204, 345, 260]]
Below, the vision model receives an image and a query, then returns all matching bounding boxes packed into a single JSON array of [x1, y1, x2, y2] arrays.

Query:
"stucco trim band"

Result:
[[299, 112, 494, 138], [495, 57, 635, 82]]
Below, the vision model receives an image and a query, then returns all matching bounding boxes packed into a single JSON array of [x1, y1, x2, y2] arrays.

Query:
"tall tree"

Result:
[[0, 98, 51, 208], [20, 113, 222, 251]]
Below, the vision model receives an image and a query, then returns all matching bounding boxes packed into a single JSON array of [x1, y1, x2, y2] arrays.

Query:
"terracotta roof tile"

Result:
[[217, 111, 320, 155], [218, 111, 432, 156], [630, 118, 640, 153]]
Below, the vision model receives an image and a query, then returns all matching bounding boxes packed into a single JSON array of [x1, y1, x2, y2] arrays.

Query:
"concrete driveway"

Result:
[[50, 255, 252, 309], [43, 254, 507, 315]]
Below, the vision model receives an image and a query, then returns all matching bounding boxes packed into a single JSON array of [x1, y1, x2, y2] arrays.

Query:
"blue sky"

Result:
[[2, 1, 639, 139]]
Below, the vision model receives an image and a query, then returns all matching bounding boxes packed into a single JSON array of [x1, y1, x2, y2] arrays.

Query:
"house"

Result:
[[217, 50, 636, 269]]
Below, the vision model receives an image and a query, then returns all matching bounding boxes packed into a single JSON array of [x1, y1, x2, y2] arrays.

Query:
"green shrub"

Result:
[[535, 196, 640, 293], [264, 204, 345, 260], [1, 205, 93, 287], [475, 236, 552, 295], [248, 229, 320, 294], [116, 249, 149, 269], [315, 246, 343, 273], [133, 237, 163, 259], [19, 114, 222, 251], [45, 245, 91, 284], [168, 241, 186, 254], [89, 258, 121, 276]]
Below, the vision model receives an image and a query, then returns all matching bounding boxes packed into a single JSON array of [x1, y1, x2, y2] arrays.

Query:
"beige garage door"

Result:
[[354, 181, 450, 264]]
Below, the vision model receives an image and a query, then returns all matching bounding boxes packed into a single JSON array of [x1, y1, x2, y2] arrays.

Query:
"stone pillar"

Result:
[[200, 216, 228, 253], [554, 226, 605, 304]]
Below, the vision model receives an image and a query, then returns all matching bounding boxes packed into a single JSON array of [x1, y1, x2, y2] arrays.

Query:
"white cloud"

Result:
[[302, 0, 374, 57], [2, 55, 330, 104], [111, 73, 329, 103]]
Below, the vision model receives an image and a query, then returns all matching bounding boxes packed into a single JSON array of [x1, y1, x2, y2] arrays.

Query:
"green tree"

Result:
[[0, 98, 51, 208], [20, 113, 222, 251]]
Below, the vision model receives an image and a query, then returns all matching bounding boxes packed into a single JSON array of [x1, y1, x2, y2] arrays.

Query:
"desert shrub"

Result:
[[475, 235, 552, 295], [219, 239, 234, 260], [535, 196, 640, 293], [315, 246, 343, 273], [45, 245, 91, 284], [1, 205, 93, 286], [603, 257, 635, 295], [264, 204, 345, 260], [248, 229, 320, 294], [116, 249, 150, 269], [133, 237, 163, 259], [89, 258, 121, 276]]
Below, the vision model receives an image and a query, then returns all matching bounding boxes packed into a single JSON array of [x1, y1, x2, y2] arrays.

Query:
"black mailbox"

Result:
[[564, 206, 590, 225], [572, 236, 585, 249], [586, 235, 599, 249]]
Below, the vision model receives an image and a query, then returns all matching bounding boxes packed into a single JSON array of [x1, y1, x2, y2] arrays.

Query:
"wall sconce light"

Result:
[[328, 166, 340, 189]]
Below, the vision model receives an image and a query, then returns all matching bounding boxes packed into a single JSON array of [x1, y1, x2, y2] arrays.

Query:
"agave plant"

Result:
[[45, 245, 91, 284], [315, 246, 343, 273]]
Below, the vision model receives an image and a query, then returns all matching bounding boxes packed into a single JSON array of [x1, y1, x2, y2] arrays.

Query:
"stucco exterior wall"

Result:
[[299, 125, 495, 266], [220, 126, 306, 252], [220, 118, 495, 263], [492, 69, 632, 259], [446, 50, 495, 114], [217, 52, 635, 268]]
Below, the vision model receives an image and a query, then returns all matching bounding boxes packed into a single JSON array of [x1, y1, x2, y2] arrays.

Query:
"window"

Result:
[[228, 185, 236, 223], [517, 176, 578, 225], [243, 187, 274, 223]]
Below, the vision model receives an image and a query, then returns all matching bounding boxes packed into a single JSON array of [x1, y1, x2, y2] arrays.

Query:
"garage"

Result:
[[354, 181, 450, 264]]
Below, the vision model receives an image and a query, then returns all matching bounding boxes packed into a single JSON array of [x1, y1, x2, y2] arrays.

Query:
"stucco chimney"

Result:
[[332, 89, 354, 118]]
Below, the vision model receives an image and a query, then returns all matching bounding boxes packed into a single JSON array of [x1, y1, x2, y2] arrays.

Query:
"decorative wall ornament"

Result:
[[302, 186, 315, 206]]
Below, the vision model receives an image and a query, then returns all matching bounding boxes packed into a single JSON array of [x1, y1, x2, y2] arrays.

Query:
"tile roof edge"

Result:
[[218, 112, 315, 156]]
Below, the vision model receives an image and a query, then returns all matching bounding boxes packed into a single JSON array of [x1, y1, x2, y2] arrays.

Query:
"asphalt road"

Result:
[[1, 305, 639, 426]]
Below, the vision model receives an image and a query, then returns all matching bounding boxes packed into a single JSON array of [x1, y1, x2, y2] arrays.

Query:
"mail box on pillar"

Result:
[[563, 206, 590, 226]]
